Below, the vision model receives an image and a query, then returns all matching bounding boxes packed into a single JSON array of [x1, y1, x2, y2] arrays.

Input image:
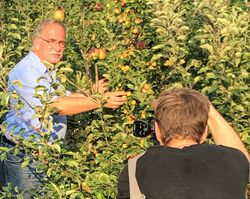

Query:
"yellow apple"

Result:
[[53, 8, 65, 21], [132, 26, 139, 34], [99, 48, 107, 60], [134, 18, 141, 24]]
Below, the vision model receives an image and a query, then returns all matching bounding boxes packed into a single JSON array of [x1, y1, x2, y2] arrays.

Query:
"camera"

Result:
[[133, 119, 155, 137]]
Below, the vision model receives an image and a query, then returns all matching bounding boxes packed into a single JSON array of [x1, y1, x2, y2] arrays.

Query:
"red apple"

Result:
[[95, 2, 103, 11], [89, 48, 100, 59], [137, 40, 145, 49]]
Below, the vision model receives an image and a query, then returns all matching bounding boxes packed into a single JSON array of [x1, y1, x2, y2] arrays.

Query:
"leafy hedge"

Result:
[[0, 0, 249, 198]]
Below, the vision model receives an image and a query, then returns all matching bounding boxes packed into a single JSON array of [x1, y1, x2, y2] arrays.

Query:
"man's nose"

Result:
[[54, 43, 63, 51]]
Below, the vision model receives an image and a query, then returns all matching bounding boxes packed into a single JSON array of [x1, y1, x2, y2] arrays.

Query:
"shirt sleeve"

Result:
[[117, 164, 130, 199]]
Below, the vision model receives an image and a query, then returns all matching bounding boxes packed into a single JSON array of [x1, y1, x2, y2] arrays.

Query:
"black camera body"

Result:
[[133, 119, 155, 137]]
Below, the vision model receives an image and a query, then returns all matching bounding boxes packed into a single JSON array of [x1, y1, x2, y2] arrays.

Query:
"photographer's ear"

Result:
[[155, 121, 165, 146], [199, 125, 208, 144]]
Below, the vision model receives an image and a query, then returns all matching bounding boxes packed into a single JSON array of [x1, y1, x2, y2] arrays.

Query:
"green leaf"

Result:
[[50, 182, 61, 198], [32, 113, 42, 119], [0, 146, 9, 153], [150, 18, 165, 26], [201, 86, 217, 94], [194, 76, 201, 84], [10, 92, 19, 99], [151, 44, 165, 50], [11, 80, 23, 88], [52, 143, 61, 153], [10, 18, 19, 22], [66, 189, 77, 195], [103, 114, 114, 119], [35, 85, 48, 91], [0, 45, 4, 58], [47, 168, 53, 177], [57, 74, 67, 83], [217, 18, 230, 26], [59, 67, 73, 73], [179, 26, 190, 32], [206, 72, 217, 79], [21, 157, 31, 168], [9, 24, 18, 30], [12, 33, 21, 40], [151, 53, 164, 61], [95, 192, 105, 199], [240, 132, 249, 142], [126, 84, 134, 89], [66, 160, 79, 168], [36, 76, 48, 84], [200, 44, 214, 54], [235, 105, 244, 112]]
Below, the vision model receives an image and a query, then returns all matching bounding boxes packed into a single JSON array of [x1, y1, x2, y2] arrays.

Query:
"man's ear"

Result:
[[33, 38, 40, 51], [155, 121, 165, 145], [199, 125, 208, 144]]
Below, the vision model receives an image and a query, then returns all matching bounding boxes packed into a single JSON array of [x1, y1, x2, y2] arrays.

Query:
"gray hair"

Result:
[[32, 19, 66, 41]]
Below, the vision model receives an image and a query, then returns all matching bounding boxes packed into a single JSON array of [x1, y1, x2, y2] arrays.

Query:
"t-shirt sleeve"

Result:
[[117, 164, 130, 199]]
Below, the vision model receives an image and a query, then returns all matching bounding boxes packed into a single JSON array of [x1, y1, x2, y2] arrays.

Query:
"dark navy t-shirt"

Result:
[[117, 144, 249, 199]]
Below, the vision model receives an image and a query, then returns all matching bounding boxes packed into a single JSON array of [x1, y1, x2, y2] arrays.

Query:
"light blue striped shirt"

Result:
[[3, 51, 69, 142]]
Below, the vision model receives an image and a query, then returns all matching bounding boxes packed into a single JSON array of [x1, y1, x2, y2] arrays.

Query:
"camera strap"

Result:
[[128, 151, 146, 199]]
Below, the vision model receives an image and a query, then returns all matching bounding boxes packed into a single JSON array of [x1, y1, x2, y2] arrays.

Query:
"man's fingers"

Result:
[[110, 91, 127, 97]]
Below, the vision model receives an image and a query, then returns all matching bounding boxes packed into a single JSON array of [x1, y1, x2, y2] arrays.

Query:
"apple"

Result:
[[114, 7, 120, 14], [137, 40, 145, 49], [120, 65, 130, 73], [131, 100, 136, 106], [143, 83, 151, 90], [142, 88, 147, 93], [127, 114, 135, 124], [134, 18, 141, 24], [53, 8, 65, 21], [123, 109, 128, 114], [95, 2, 103, 11], [126, 91, 131, 96], [132, 26, 139, 34], [99, 48, 107, 60], [111, 45, 117, 50], [89, 48, 100, 59], [141, 111, 146, 119], [121, 0, 126, 7]]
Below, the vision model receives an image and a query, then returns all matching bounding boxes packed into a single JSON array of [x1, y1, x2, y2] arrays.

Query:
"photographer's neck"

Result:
[[166, 139, 198, 149]]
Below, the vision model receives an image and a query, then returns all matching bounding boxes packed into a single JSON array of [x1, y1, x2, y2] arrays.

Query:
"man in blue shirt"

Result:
[[0, 19, 127, 195]]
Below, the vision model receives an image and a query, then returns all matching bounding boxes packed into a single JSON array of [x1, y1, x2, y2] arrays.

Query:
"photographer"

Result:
[[117, 88, 249, 199]]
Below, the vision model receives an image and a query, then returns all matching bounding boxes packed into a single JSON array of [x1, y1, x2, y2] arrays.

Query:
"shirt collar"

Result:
[[28, 51, 48, 75]]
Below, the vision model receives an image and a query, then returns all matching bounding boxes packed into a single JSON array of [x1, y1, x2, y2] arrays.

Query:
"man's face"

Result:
[[34, 23, 66, 64]]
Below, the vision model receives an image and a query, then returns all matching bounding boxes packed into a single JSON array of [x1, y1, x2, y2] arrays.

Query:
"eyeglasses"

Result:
[[39, 37, 65, 48]]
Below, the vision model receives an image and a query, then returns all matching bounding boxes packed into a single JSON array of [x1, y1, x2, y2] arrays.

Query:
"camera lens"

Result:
[[133, 120, 153, 137]]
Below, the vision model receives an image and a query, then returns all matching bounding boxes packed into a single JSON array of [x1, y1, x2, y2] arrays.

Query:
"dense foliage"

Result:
[[0, 0, 249, 198]]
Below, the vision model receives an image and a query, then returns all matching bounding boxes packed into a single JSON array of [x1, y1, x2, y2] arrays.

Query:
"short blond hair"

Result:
[[153, 88, 210, 144]]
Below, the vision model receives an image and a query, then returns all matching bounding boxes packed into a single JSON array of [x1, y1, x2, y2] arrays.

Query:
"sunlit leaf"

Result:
[[11, 80, 23, 88], [21, 157, 31, 168]]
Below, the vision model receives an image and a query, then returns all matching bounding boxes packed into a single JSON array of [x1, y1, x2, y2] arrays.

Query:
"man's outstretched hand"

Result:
[[103, 91, 127, 109]]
